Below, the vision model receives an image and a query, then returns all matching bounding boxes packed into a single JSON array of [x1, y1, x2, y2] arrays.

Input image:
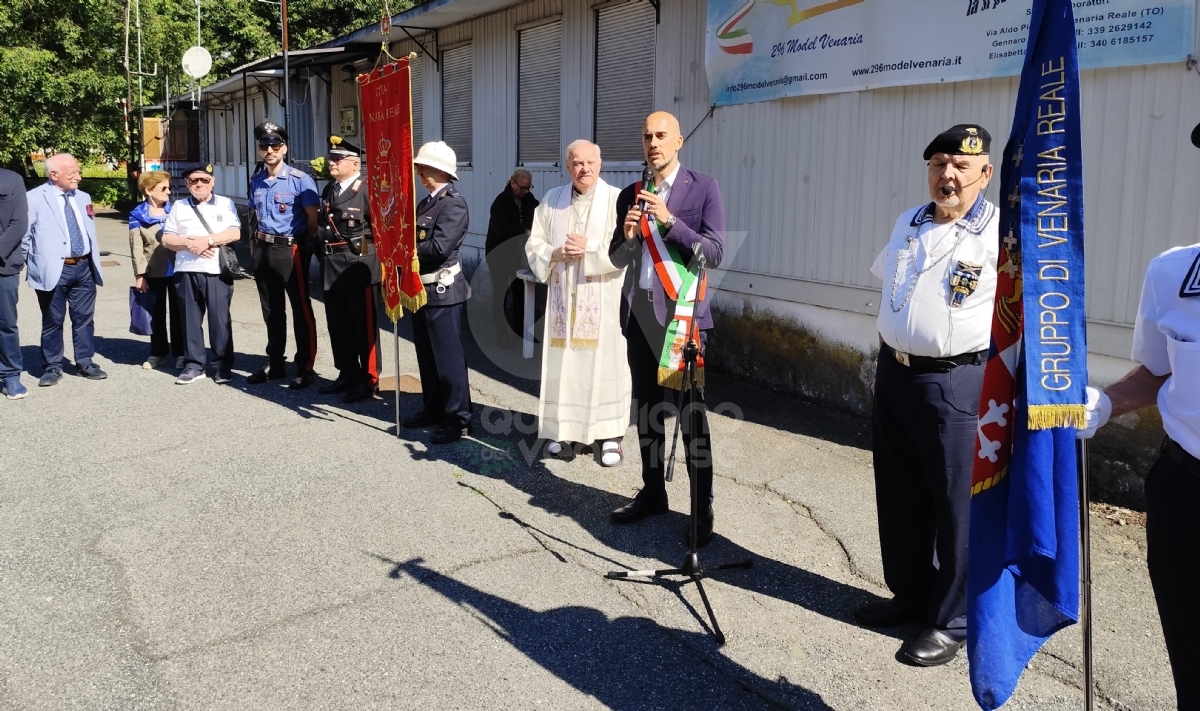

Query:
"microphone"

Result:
[[940, 167, 990, 196], [638, 166, 654, 212]]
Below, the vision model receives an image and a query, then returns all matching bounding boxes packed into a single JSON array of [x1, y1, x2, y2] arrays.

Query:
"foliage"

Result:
[[1, 0, 412, 175], [309, 156, 332, 180]]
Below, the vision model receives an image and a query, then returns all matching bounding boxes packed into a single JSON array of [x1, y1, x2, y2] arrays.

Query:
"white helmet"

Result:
[[413, 141, 458, 180]]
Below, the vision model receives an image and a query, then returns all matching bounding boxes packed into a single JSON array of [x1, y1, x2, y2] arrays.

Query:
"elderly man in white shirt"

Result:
[[856, 124, 998, 668], [161, 163, 241, 385]]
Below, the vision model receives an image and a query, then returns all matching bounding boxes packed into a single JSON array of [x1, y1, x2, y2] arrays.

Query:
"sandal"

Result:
[[547, 441, 576, 461], [600, 440, 622, 467]]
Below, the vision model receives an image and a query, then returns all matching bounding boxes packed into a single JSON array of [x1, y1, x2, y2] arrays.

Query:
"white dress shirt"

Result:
[[871, 199, 999, 358], [162, 195, 241, 275], [336, 174, 360, 196], [51, 184, 91, 254], [1132, 243, 1200, 458], [639, 163, 681, 289]]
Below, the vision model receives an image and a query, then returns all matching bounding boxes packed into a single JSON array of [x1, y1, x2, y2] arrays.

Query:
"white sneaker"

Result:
[[175, 356, 187, 370], [143, 355, 167, 370], [600, 440, 623, 467]]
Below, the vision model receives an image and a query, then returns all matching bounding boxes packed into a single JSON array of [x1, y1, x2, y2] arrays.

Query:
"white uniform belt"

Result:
[[419, 263, 461, 285]]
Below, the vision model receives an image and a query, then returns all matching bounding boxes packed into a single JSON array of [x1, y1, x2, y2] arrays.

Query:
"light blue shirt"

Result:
[[249, 164, 319, 237]]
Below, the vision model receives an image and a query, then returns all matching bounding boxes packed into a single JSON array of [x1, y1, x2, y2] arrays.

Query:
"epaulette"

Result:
[[441, 188, 461, 199]]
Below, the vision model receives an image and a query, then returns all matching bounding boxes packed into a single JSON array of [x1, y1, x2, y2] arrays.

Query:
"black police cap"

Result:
[[328, 135, 362, 158], [181, 162, 214, 178], [923, 124, 992, 160], [254, 121, 289, 144]]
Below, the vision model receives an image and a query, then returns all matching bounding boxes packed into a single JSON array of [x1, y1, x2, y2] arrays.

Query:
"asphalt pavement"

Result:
[[0, 209, 1175, 710]]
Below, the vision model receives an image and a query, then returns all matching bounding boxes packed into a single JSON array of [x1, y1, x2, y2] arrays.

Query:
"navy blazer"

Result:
[[609, 165, 725, 332], [415, 183, 471, 306], [0, 169, 29, 277]]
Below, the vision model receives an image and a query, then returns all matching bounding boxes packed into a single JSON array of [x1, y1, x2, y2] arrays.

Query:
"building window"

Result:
[[441, 44, 472, 164], [594, 1, 656, 162], [410, 55, 424, 149], [518, 20, 562, 165]]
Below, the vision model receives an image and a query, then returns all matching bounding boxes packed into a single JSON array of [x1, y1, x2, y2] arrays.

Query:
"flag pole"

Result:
[[393, 320, 402, 438], [1078, 438, 1093, 710]]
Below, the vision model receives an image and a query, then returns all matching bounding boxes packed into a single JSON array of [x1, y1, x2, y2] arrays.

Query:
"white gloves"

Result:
[[1076, 386, 1112, 440]]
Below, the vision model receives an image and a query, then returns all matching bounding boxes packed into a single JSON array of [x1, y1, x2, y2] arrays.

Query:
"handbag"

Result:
[[129, 286, 157, 336], [191, 200, 241, 278]]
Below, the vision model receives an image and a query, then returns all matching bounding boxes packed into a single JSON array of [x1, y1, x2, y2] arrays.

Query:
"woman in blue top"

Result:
[[128, 170, 184, 369]]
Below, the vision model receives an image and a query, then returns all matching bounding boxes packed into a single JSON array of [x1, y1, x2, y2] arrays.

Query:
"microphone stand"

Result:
[[606, 252, 753, 646]]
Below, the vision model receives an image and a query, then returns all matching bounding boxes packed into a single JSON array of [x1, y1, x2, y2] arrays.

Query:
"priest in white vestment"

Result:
[[525, 140, 631, 466]]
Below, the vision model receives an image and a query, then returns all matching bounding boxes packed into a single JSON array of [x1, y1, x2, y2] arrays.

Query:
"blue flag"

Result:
[[966, 0, 1087, 708]]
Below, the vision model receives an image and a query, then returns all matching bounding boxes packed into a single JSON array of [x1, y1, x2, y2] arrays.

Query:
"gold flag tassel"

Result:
[[1026, 404, 1087, 431], [398, 254, 428, 313], [658, 366, 705, 390]]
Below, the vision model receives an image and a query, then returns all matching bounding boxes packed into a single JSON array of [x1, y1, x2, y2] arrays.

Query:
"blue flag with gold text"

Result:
[[966, 0, 1087, 708]]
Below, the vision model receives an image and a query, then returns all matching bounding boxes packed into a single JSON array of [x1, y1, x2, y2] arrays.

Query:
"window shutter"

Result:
[[518, 20, 561, 164], [594, 2, 656, 162], [410, 56, 424, 149], [441, 45, 472, 164]]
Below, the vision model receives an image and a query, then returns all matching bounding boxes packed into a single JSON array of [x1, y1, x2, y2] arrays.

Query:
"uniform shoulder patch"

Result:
[[1180, 251, 1200, 298]]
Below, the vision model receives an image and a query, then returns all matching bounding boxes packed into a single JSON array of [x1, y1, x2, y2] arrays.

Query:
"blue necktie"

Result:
[[63, 192, 86, 257]]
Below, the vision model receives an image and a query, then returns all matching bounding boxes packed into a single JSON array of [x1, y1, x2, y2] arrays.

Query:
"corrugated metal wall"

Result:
[[653, 0, 1200, 356]]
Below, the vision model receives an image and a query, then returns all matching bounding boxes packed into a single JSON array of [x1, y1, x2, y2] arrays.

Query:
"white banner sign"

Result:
[[705, 0, 1195, 106]]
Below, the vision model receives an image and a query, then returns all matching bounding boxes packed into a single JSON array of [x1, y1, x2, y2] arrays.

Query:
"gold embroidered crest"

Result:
[[960, 128, 983, 155]]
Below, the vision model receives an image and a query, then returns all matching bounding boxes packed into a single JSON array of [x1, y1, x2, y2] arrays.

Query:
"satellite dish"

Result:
[[182, 46, 212, 79]]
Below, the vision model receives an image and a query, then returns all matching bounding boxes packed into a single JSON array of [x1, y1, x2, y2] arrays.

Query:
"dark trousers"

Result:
[[871, 352, 983, 636], [147, 276, 185, 359], [325, 285, 380, 386], [0, 272, 20, 377], [626, 296, 714, 506], [254, 243, 317, 373], [1145, 444, 1200, 710], [35, 261, 96, 372], [175, 272, 234, 370], [412, 302, 471, 427]]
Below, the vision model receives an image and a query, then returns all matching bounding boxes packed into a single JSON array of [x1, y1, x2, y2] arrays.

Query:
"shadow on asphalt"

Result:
[[400, 408, 903, 653], [370, 556, 835, 710]]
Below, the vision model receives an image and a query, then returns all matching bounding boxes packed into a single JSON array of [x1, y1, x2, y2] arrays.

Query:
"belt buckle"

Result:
[[646, 289, 653, 302], [324, 243, 334, 255], [894, 350, 910, 367]]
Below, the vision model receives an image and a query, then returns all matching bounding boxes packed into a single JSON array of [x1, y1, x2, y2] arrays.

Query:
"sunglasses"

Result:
[[258, 142, 284, 151], [186, 176, 213, 185]]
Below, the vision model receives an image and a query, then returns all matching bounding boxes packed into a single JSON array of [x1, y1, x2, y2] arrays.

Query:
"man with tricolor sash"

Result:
[[858, 124, 998, 667], [607, 111, 725, 547]]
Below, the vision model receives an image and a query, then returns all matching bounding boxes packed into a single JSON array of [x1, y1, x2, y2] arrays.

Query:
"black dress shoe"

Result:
[[288, 371, 315, 390], [904, 628, 964, 667], [403, 411, 441, 429], [430, 423, 468, 444], [853, 598, 919, 628], [247, 366, 286, 384], [683, 505, 715, 547], [610, 491, 670, 524], [341, 383, 375, 403], [76, 363, 107, 380], [319, 375, 354, 394]]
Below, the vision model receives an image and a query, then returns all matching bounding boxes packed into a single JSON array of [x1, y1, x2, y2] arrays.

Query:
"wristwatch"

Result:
[[664, 215, 677, 229], [207, 236, 215, 248]]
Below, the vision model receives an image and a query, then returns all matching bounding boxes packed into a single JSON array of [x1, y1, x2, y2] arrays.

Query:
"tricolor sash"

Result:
[[637, 179, 707, 389]]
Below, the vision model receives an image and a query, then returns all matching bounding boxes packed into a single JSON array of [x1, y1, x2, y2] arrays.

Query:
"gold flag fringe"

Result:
[[971, 465, 1010, 496], [397, 255, 428, 315], [1026, 404, 1087, 431], [658, 367, 705, 390]]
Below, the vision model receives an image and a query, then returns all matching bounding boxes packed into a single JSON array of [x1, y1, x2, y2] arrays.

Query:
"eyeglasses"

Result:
[[511, 180, 534, 193], [186, 177, 213, 185], [258, 142, 284, 152]]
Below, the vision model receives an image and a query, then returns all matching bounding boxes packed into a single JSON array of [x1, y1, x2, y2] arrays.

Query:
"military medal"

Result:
[[949, 260, 983, 308], [418, 229, 427, 241]]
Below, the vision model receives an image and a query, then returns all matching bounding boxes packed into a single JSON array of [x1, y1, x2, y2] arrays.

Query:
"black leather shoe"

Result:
[[38, 370, 62, 387], [319, 375, 354, 394], [430, 423, 468, 444], [76, 363, 107, 380], [610, 491, 669, 524], [288, 371, 315, 390], [683, 505, 715, 547], [853, 598, 918, 628], [904, 628, 964, 667], [247, 366, 286, 384], [341, 383, 375, 403], [403, 411, 441, 429]]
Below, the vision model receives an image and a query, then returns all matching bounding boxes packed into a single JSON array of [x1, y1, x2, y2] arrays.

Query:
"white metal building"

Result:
[[194, 0, 1200, 391]]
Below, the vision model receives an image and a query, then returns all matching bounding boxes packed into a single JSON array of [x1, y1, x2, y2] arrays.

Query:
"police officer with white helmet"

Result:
[[1078, 122, 1200, 710], [403, 141, 472, 444]]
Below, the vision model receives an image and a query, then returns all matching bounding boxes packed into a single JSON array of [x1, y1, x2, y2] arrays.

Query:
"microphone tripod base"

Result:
[[605, 557, 753, 646]]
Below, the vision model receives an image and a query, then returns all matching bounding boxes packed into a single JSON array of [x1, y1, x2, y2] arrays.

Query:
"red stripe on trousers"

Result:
[[365, 286, 378, 385]]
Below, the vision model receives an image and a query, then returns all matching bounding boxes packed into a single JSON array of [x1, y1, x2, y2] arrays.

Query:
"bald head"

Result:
[[642, 112, 683, 178], [45, 153, 81, 191]]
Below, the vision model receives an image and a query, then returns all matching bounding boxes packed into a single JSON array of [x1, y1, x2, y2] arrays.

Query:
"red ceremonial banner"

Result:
[[358, 59, 424, 319]]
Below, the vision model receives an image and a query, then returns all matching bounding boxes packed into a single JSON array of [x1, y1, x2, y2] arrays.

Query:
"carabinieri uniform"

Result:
[[248, 121, 320, 387], [316, 136, 380, 402]]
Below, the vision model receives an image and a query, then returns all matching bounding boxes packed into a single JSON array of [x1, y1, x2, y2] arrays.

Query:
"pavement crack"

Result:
[[761, 480, 871, 585]]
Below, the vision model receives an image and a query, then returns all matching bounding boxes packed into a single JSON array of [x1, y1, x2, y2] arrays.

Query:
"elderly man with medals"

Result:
[[316, 135, 381, 404], [525, 140, 630, 465], [857, 125, 999, 667]]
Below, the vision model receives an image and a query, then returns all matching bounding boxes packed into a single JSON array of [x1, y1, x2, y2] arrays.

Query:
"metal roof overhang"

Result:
[[230, 44, 378, 75], [329, 0, 520, 47]]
